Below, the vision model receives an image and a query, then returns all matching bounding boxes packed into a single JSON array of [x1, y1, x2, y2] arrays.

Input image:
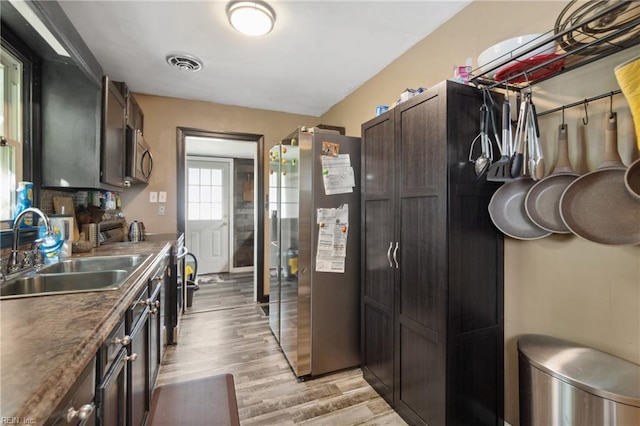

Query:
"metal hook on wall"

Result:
[[582, 100, 589, 125], [609, 92, 614, 119]]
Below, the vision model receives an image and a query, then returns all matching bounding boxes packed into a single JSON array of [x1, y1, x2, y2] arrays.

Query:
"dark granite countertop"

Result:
[[0, 240, 173, 424]]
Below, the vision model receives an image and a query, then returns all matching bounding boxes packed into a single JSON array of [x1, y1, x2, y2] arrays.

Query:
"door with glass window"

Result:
[[186, 158, 231, 274]]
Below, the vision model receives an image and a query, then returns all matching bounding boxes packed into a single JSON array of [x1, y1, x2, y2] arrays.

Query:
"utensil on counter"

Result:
[[559, 113, 640, 245], [525, 124, 579, 233]]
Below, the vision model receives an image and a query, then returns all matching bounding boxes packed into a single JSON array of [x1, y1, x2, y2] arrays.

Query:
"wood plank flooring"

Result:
[[157, 273, 407, 425]]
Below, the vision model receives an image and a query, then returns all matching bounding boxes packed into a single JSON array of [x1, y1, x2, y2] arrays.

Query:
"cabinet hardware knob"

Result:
[[66, 403, 94, 422], [113, 335, 131, 346], [125, 353, 138, 362]]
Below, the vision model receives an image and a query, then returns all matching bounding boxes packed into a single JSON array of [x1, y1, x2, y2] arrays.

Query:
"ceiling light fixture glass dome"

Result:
[[226, 1, 276, 36]]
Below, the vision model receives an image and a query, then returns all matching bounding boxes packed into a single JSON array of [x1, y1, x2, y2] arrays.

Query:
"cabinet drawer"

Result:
[[46, 357, 96, 425], [100, 320, 127, 379], [128, 285, 150, 333]]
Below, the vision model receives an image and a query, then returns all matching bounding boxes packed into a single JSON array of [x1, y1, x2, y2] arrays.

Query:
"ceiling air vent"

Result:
[[166, 53, 203, 72]]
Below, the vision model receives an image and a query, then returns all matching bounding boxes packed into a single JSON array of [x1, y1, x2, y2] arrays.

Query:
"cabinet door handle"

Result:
[[393, 242, 399, 269], [112, 335, 131, 347], [66, 403, 94, 423], [386, 242, 393, 267]]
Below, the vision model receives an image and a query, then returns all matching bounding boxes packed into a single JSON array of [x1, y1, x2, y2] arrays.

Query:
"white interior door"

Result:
[[186, 158, 232, 274]]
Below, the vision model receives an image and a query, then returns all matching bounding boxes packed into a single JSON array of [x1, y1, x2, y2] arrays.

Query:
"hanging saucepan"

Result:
[[559, 113, 640, 245], [625, 158, 640, 199], [490, 94, 551, 240], [525, 124, 579, 233]]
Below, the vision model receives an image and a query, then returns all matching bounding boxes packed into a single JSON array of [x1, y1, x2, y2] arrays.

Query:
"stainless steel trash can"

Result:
[[518, 334, 640, 426]]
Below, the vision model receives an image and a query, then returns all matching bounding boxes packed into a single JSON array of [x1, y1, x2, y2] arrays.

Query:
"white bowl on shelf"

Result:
[[477, 34, 557, 79]]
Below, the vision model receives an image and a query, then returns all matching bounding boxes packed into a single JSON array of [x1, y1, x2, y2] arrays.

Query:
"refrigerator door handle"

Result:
[[387, 242, 393, 267], [393, 242, 399, 269]]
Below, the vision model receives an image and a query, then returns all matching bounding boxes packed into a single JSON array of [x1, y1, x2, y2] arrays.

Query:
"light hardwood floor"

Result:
[[157, 273, 407, 425]]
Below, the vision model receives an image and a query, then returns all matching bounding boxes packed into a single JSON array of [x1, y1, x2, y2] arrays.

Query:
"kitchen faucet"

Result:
[[4, 207, 54, 275]]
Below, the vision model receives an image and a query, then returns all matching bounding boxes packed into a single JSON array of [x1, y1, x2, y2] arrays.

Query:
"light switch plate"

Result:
[[159, 191, 167, 203], [158, 205, 166, 216], [149, 192, 158, 203]]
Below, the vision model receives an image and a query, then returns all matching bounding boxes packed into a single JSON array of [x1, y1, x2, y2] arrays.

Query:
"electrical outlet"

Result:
[[159, 191, 167, 203], [158, 205, 166, 216], [149, 192, 158, 203]]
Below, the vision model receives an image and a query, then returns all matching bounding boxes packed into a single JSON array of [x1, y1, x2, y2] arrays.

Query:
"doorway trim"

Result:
[[177, 127, 267, 303]]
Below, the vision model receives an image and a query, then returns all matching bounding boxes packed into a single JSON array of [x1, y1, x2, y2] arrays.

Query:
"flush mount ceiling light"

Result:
[[226, 1, 276, 37], [166, 53, 203, 72]]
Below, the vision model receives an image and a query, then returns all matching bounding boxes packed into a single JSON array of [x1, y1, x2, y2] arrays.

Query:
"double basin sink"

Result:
[[0, 254, 151, 299]]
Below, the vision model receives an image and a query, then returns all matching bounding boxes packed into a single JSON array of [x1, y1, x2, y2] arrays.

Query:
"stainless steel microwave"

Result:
[[125, 127, 153, 184]]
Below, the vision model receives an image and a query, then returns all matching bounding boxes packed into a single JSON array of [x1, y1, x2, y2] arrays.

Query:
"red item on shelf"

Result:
[[495, 54, 565, 84]]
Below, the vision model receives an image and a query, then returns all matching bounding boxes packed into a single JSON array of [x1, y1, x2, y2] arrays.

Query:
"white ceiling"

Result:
[[59, 1, 471, 116]]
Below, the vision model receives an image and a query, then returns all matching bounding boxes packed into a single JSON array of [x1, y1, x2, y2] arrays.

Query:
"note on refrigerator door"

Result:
[[322, 154, 355, 195], [315, 204, 349, 273]]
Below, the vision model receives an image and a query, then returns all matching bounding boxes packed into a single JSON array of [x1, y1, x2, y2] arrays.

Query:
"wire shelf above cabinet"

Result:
[[470, 0, 640, 91]]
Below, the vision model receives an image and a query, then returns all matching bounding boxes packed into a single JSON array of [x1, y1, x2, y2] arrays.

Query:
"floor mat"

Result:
[[198, 274, 224, 284]]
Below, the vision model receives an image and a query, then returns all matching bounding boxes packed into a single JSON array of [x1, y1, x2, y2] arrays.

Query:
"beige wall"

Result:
[[120, 94, 317, 234], [119, 95, 318, 296], [319, 1, 640, 425], [120, 1, 640, 424]]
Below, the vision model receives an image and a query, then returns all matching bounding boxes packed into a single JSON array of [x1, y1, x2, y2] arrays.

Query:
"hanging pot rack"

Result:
[[470, 1, 640, 91], [536, 89, 622, 118]]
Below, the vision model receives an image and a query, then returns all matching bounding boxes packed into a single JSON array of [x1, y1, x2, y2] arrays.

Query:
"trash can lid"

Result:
[[518, 334, 640, 407]]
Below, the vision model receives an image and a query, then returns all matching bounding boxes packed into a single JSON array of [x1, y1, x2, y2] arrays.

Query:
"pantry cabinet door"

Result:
[[361, 111, 395, 403], [394, 86, 448, 426]]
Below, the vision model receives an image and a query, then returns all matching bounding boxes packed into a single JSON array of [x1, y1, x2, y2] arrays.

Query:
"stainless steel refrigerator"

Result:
[[268, 126, 360, 378]]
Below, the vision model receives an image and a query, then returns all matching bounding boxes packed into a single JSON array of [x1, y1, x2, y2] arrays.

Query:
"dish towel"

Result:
[[615, 54, 640, 150]]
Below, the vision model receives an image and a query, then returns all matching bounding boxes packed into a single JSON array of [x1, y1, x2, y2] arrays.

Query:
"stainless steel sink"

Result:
[[0, 254, 151, 299], [37, 254, 149, 274], [1, 270, 129, 298]]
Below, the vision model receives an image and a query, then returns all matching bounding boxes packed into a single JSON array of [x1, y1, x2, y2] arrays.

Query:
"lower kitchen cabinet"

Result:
[[97, 347, 127, 426], [47, 357, 97, 425], [361, 80, 504, 426], [148, 256, 168, 393], [95, 272, 164, 426], [127, 285, 151, 426]]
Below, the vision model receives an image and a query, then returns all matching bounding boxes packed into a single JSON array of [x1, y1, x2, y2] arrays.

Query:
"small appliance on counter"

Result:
[[128, 220, 146, 242], [50, 214, 74, 257]]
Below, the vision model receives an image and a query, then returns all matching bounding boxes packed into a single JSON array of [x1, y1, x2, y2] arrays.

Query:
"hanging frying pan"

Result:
[[560, 113, 640, 245], [625, 158, 640, 199], [525, 124, 579, 233], [489, 177, 552, 240]]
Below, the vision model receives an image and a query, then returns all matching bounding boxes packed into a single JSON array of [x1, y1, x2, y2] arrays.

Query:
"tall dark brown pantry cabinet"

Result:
[[360, 80, 504, 426]]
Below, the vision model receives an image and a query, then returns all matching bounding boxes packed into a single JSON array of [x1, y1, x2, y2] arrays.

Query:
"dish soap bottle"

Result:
[[13, 181, 33, 228]]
